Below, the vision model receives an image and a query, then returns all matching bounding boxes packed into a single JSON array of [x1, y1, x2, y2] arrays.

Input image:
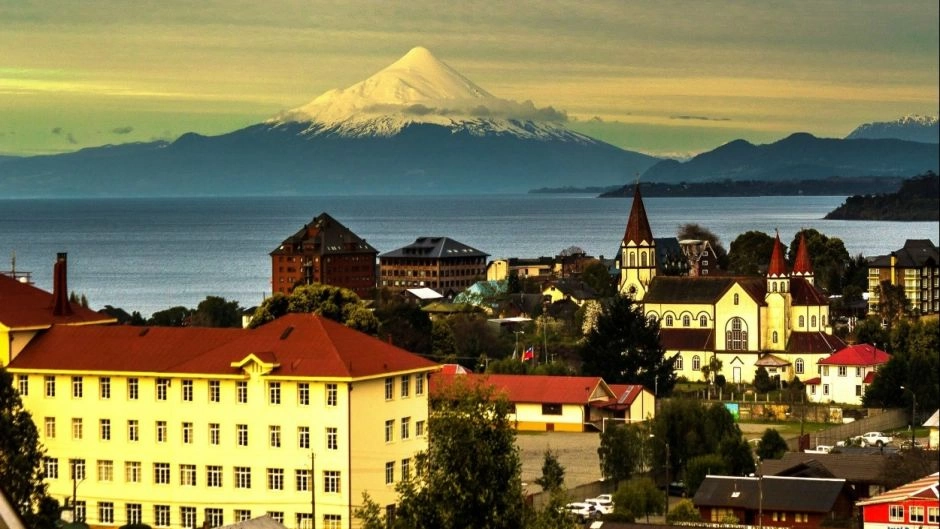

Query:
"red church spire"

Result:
[[767, 231, 788, 277], [792, 232, 814, 276], [623, 184, 654, 245]]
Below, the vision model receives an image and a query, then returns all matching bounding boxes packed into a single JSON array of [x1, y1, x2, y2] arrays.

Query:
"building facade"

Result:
[[270, 213, 378, 299], [804, 344, 890, 405], [8, 313, 437, 529], [857, 472, 939, 529], [867, 239, 939, 316], [379, 237, 488, 296], [617, 185, 845, 384]]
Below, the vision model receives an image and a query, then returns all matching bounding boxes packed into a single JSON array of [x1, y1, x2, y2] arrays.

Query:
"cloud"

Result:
[[669, 115, 732, 122], [112, 126, 134, 134], [356, 97, 568, 122]]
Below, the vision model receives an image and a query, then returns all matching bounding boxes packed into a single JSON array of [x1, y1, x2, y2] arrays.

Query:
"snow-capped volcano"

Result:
[[272, 46, 586, 141], [846, 114, 938, 143]]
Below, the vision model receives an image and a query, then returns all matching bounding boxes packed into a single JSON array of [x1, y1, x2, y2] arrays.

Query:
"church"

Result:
[[617, 185, 845, 386]]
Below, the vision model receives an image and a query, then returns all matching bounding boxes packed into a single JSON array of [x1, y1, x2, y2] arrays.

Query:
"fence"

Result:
[[796, 408, 907, 449]]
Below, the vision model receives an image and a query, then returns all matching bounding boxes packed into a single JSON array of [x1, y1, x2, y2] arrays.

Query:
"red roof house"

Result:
[[805, 344, 890, 405], [857, 472, 939, 528]]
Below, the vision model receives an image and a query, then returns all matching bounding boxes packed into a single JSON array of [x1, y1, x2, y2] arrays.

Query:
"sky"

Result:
[[1, 1, 937, 158]]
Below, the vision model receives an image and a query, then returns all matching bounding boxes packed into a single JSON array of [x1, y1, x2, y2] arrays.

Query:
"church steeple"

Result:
[[766, 231, 789, 294], [791, 232, 814, 285], [618, 184, 657, 300]]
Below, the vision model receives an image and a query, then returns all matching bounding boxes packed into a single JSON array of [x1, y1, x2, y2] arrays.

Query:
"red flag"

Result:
[[521, 347, 534, 362]]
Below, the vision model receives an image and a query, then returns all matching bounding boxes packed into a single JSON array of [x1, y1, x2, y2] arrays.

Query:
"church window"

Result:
[[682, 315, 690, 327], [700, 315, 707, 327], [727, 318, 747, 351], [629, 252, 635, 267], [692, 356, 701, 371], [772, 331, 778, 344], [795, 358, 804, 374], [773, 283, 777, 292], [799, 316, 805, 328], [733, 293, 739, 305], [641, 252, 647, 267], [822, 315, 826, 326], [665, 315, 673, 326], [674, 355, 683, 370], [811, 315, 817, 328]]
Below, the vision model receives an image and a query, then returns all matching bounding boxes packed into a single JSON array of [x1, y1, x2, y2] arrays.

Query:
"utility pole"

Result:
[[310, 452, 316, 529]]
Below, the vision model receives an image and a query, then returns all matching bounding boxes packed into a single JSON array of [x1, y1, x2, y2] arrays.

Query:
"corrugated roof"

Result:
[[856, 472, 939, 506], [380, 237, 488, 259], [607, 384, 646, 406], [9, 313, 438, 379], [0, 273, 116, 329], [790, 277, 829, 305], [761, 452, 892, 483], [787, 331, 846, 355], [693, 475, 847, 512], [869, 239, 939, 269], [645, 277, 735, 304], [818, 343, 890, 366], [432, 373, 613, 405], [659, 329, 715, 351]]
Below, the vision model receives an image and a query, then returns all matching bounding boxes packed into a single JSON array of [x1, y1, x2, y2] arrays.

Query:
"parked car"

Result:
[[899, 438, 922, 450], [583, 497, 613, 515], [854, 431, 893, 447], [564, 502, 598, 522], [805, 445, 833, 454], [593, 494, 613, 503]]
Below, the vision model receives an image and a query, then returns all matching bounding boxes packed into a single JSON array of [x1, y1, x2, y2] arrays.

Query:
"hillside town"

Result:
[[1, 186, 938, 529]]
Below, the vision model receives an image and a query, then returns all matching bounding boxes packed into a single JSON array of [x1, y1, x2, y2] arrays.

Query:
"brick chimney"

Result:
[[52, 252, 73, 316]]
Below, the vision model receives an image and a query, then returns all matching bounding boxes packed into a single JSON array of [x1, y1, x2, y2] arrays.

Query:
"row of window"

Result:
[[18, 375, 345, 407], [43, 418, 340, 450], [384, 374, 426, 400], [385, 417, 426, 442], [820, 365, 867, 378], [71, 502, 341, 529], [888, 504, 939, 524]]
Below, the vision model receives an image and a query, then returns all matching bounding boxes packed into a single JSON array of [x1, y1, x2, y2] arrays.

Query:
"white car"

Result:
[[855, 431, 893, 447], [564, 502, 597, 522], [584, 497, 613, 514]]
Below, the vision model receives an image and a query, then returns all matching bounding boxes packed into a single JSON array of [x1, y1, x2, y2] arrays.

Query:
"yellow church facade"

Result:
[[617, 186, 845, 385]]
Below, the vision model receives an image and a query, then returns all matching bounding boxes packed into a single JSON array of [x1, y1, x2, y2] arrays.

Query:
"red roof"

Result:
[[623, 184, 654, 245], [857, 472, 939, 506], [818, 344, 890, 367], [787, 331, 846, 355], [10, 313, 438, 379], [792, 232, 814, 276], [863, 371, 876, 383], [439, 363, 472, 375], [804, 377, 821, 385], [0, 274, 115, 329], [790, 277, 829, 306], [606, 384, 646, 406], [659, 329, 715, 351], [432, 373, 612, 405], [767, 232, 788, 277]]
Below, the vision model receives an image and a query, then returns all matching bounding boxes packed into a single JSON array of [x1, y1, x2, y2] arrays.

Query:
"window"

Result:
[[72, 418, 83, 440], [234, 467, 251, 488], [70, 459, 86, 480], [180, 464, 196, 486], [180, 507, 197, 529], [838, 366, 847, 377], [45, 375, 56, 397], [727, 317, 748, 350], [810, 384, 817, 395], [541, 403, 562, 415], [856, 367, 862, 377], [823, 384, 830, 395], [665, 315, 673, 326], [296, 514, 312, 529], [400, 375, 410, 397], [323, 514, 342, 529], [385, 461, 395, 484], [385, 420, 394, 443], [692, 355, 701, 371], [401, 417, 410, 439], [234, 510, 251, 522], [295, 469, 310, 492], [128, 378, 139, 400], [237, 424, 249, 446], [182, 422, 193, 444], [910, 506, 924, 523], [682, 315, 690, 327], [44, 457, 58, 479], [324, 470, 340, 493], [928, 507, 939, 524], [209, 423, 220, 445], [674, 355, 684, 370], [156, 420, 167, 443], [298, 383, 310, 406], [822, 366, 829, 376], [154, 505, 171, 527], [204, 508, 223, 528], [267, 468, 284, 490], [416, 375, 425, 395], [182, 379, 193, 401], [772, 330, 778, 344], [385, 377, 394, 400], [326, 383, 338, 406], [206, 465, 222, 488], [811, 315, 817, 328], [44, 417, 56, 439], [125, 461, 141, 483], [401, 458, 410, 480], [236, 381, 248, 403], [700, 315, 707, 327], [154, 462, 170, 484], [97, 460, 113, 481], [99, 377, 110, 399], [126, 504, 142, 526], [98, 502, 114, 524], [268, 382, 281, 405], [156, 378, 170, 400], [795, 358, 804, 374], [209, 380, 220, 402], [799, 315, 805, 327], [16, 375, 28, 396], [734, 293, 740, 305], [74, 502, 86, 524], [298, 426, 310, 449], [889, 505, 904, 522], [72, 376, 83, 398], [269, 425, 281, 448], [267, 512, 284, 525], [416, 420, 426, 437], [326, 427, 338, 450], [99, 419, 111, 441]]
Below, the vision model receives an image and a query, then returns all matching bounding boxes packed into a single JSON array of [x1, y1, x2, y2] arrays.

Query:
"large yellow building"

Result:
[[3, 265, 438, 529], [617, 185, 845, 384]]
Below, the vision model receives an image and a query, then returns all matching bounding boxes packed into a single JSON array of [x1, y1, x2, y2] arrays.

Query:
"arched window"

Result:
[[641, 252, 647, 267], [700, 315, 708, 327], [795, 358, 805, 375], [733, 293, 740, 305], [629, 252, 635, 267], [674, 355, 684, 370], [822, 315, 827, 326], [799, 315, 805, 328], [692, 355, 701, 371], [772, 282, 777, 292], [772, 331, 778, 344], [811, 315, 817, 328], [726, 317, 748, 351], [683, 315, 690, 327]]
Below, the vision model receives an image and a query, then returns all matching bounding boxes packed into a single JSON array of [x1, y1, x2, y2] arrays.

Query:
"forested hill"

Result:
[[597, 176, 904, 198], [824, 173, 939, 221]]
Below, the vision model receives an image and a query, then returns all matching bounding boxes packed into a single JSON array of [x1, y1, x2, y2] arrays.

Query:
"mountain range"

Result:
[[0, 47, 936, 198], [845, 115, 938, 143]]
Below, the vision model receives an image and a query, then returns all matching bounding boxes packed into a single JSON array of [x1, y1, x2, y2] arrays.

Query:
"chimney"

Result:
[[52, 252, 73, 316]]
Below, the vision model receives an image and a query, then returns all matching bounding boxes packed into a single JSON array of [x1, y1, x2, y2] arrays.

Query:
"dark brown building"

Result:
[[379, 237, 488, 296], [270, 213, 378, 299]]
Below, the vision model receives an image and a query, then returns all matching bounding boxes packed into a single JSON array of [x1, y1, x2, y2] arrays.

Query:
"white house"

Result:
[[804, 344, 889, 405]]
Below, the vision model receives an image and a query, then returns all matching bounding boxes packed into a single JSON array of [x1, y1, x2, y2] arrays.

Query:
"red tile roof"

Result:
[[432, 373, 613, 405], [818, 344, 890, 367], [792, 232, 814, 276], [659, 329, 715, 351], [863, 371, 876, 383], [0, 274, 115, 329], [767, 232, 788, 277], [790, 277, 829, 306], [623, 184, 654, 245], [804, 377, 821, 385], [857, 472, 939, 506], [9, 313, 438, 379], [606, 384, 646, 406]]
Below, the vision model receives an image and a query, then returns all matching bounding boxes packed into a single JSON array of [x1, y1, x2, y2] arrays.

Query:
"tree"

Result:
[[756, 429, 788, 460], [700, 355, 723, 398], [248, 284, 379, 333], [787, 229, 851, 293], [753, 366, 775, 393], [430, 319, 458, 360], [393, 376, 524, 529], [0, 367, 59, 529], [854, 316, 889, 348], [727, 230, 775, 275], [613, 477, 663, 523], [535, 449, 565, 492], [685, 454, 727, 496], [879, 448, 939, 489], [877, 281, 910, 330], [580, 260, 616, 298], [148, 305, 192, 326], [597, 422, 647, 484], [677, 223, 728, 269], [190, 296, 243, 327], [580, 295, 676, 393], [864, 319, 939, 413], [353, 492, 386, 529], [666, 499, 702, 523], [375, 299, 433, 355]]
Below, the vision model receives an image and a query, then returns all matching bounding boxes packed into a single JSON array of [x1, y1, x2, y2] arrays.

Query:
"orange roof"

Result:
[[857, 472, 939, 506], [623, 184, 654, 245], [767, 232, 788, 277], [792, 232, 814, 276], [0, 274, 115, 329], [606, 384, 646, 406], [433, 373, 614, 405], [10, 313, 438, 379], [818, 343, 890, 367]]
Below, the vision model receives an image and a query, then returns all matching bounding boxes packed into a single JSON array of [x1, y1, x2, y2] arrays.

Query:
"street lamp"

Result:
[[649, 434, 670, 517], [900, 386, 917, 447]]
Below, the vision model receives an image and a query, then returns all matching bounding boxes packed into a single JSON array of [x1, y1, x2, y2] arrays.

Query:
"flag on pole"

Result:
[[521, 347, 534, 362]]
